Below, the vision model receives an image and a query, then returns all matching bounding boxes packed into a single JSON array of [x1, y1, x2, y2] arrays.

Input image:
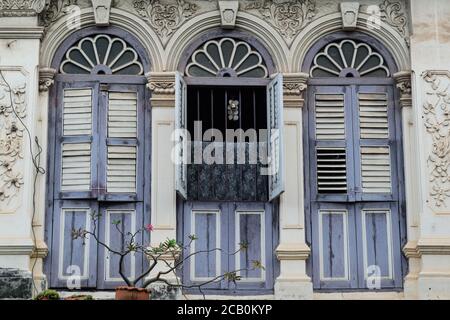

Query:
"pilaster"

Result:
[[274, 73, 312, 300]]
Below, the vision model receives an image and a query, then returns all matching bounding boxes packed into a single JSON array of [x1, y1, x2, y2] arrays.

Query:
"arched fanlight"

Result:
[[185, 38, 268, 78], [310, 39, 390, 78], [60, 34, 144, 75]]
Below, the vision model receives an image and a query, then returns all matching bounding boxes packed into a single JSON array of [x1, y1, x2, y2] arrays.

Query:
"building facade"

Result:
[[0, 0, 449, 299]]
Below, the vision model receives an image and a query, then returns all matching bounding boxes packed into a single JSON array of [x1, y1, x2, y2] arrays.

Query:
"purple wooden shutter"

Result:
[[267, 74, 284, 201], [307, 84, 404, 290], [175, 72, 188, 199]]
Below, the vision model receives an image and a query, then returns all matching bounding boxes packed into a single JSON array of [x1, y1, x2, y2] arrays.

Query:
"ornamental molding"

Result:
[[38, 67, 56, 92], [394, 70, 412, 108], [275, 243, 311, 260], [40, 0, 79, 29], [283, 72, 308, 108], [0, 0, 48, 17], [379, 0, 407, 38], [243, 0, 316, 44], [91, 0, 112, 26], [422, 71, 450, 209], [0, 69, 28, 215], [133, 0, 199, 45], [218, 0, 239, 29], [404, 238, 450, 257]]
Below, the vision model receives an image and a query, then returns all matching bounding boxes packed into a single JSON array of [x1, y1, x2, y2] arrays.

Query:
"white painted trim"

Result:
[[235, 210, 266, 283], [58, 208, 91, 281], [190, 209, 221, 283], [104, 209, 136, 282], [318, 209, 349, 281]]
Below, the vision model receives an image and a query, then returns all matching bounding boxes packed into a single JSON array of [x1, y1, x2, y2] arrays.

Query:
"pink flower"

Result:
[[144, 224, 154, 232]]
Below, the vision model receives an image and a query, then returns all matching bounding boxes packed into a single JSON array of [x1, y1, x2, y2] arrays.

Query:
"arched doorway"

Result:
[[303, 33, 407, 290], [44, 27, 151, 289], [175, 32, 282, 294]]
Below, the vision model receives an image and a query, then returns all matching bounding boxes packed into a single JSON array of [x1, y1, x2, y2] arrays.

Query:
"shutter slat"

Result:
[[108, 92, 137, 138], [359, 93, 389, 139], [61, 143, 91, 191], [107, 146, 137, 193], [315, 94, 345, 140], [63, 88, 92, 136], [361, 147, 391, 193], [317, 148, 347, 194]]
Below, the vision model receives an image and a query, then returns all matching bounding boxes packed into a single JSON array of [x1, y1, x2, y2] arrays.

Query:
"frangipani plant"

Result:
[[72, 211, 264, 298]]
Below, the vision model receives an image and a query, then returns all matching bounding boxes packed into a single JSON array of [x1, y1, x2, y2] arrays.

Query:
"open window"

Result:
[[175, 38, 284, 202]]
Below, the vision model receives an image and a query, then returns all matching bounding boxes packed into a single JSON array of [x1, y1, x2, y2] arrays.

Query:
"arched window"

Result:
[[176, 35, 280, 294], [303, 35, 406, 291], [46, 29, 150, 290]]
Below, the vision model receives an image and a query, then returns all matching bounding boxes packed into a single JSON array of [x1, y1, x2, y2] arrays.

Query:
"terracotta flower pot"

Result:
[[115, 287, 150, 300]]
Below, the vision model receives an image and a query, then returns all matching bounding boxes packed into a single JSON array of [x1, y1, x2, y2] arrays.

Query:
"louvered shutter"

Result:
[[355, 86, 395, 201], [56, 82, 99, 198], [311, 86, 350, 201], [175, 71, 188, 199], [101, 84, 144, 202], [267, 74, 285, 201]]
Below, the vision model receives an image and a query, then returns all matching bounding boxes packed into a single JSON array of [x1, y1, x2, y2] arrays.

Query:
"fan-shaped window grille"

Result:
[[310, 39, 390, 78], [185, 38, 268, 78], [60, 35, 144, 75]]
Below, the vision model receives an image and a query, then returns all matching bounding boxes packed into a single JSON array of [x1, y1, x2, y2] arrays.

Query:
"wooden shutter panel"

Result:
[[59, 86, 96, 195], [175, 71, 188, 199], [103, 86, 143, 198], [316, 148, 347, 194], [108, 92, 137, 138], [315, 94, 345, 140], [361, 146, 392, 193], [107, 146, 137, 193], [61, 143, 92, 192], [358, 93, 389, 139], [63, 88, 92, 136], [267, 73, 285, 201]]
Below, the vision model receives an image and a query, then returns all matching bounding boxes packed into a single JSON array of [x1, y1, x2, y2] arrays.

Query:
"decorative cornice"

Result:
[[0, 0, 49, 17], [394, 70, 412, 108], [0, 27, 44, 39], [283, 72, 309, 108], [146, 72, 176, 108], [39, 67, 56, 92], [276, 243, 311, 260]]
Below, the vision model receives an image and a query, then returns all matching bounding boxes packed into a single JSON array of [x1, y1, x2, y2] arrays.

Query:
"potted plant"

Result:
[[72, 212, 263, 300], [34, 289, 60, 300]]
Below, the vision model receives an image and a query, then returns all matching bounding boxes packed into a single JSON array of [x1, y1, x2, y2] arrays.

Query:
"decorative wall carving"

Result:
[[423, 71, 450, 208], [0, 0, 48, 16], [0, 71, 27, 214], [379, 0, 407, 37], [40, 0, 78, 28], [133, 0, 198, 45], [219, 0, 239, 29], [244, 0, 316, 42], [340, 2, 360, 31]]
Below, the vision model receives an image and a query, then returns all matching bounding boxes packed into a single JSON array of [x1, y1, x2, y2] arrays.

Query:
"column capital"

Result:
[[146, 72, 176, 108], [283, 72, 309, 108], [394, 70, 412, 108], [39, 67, 56, 92]]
